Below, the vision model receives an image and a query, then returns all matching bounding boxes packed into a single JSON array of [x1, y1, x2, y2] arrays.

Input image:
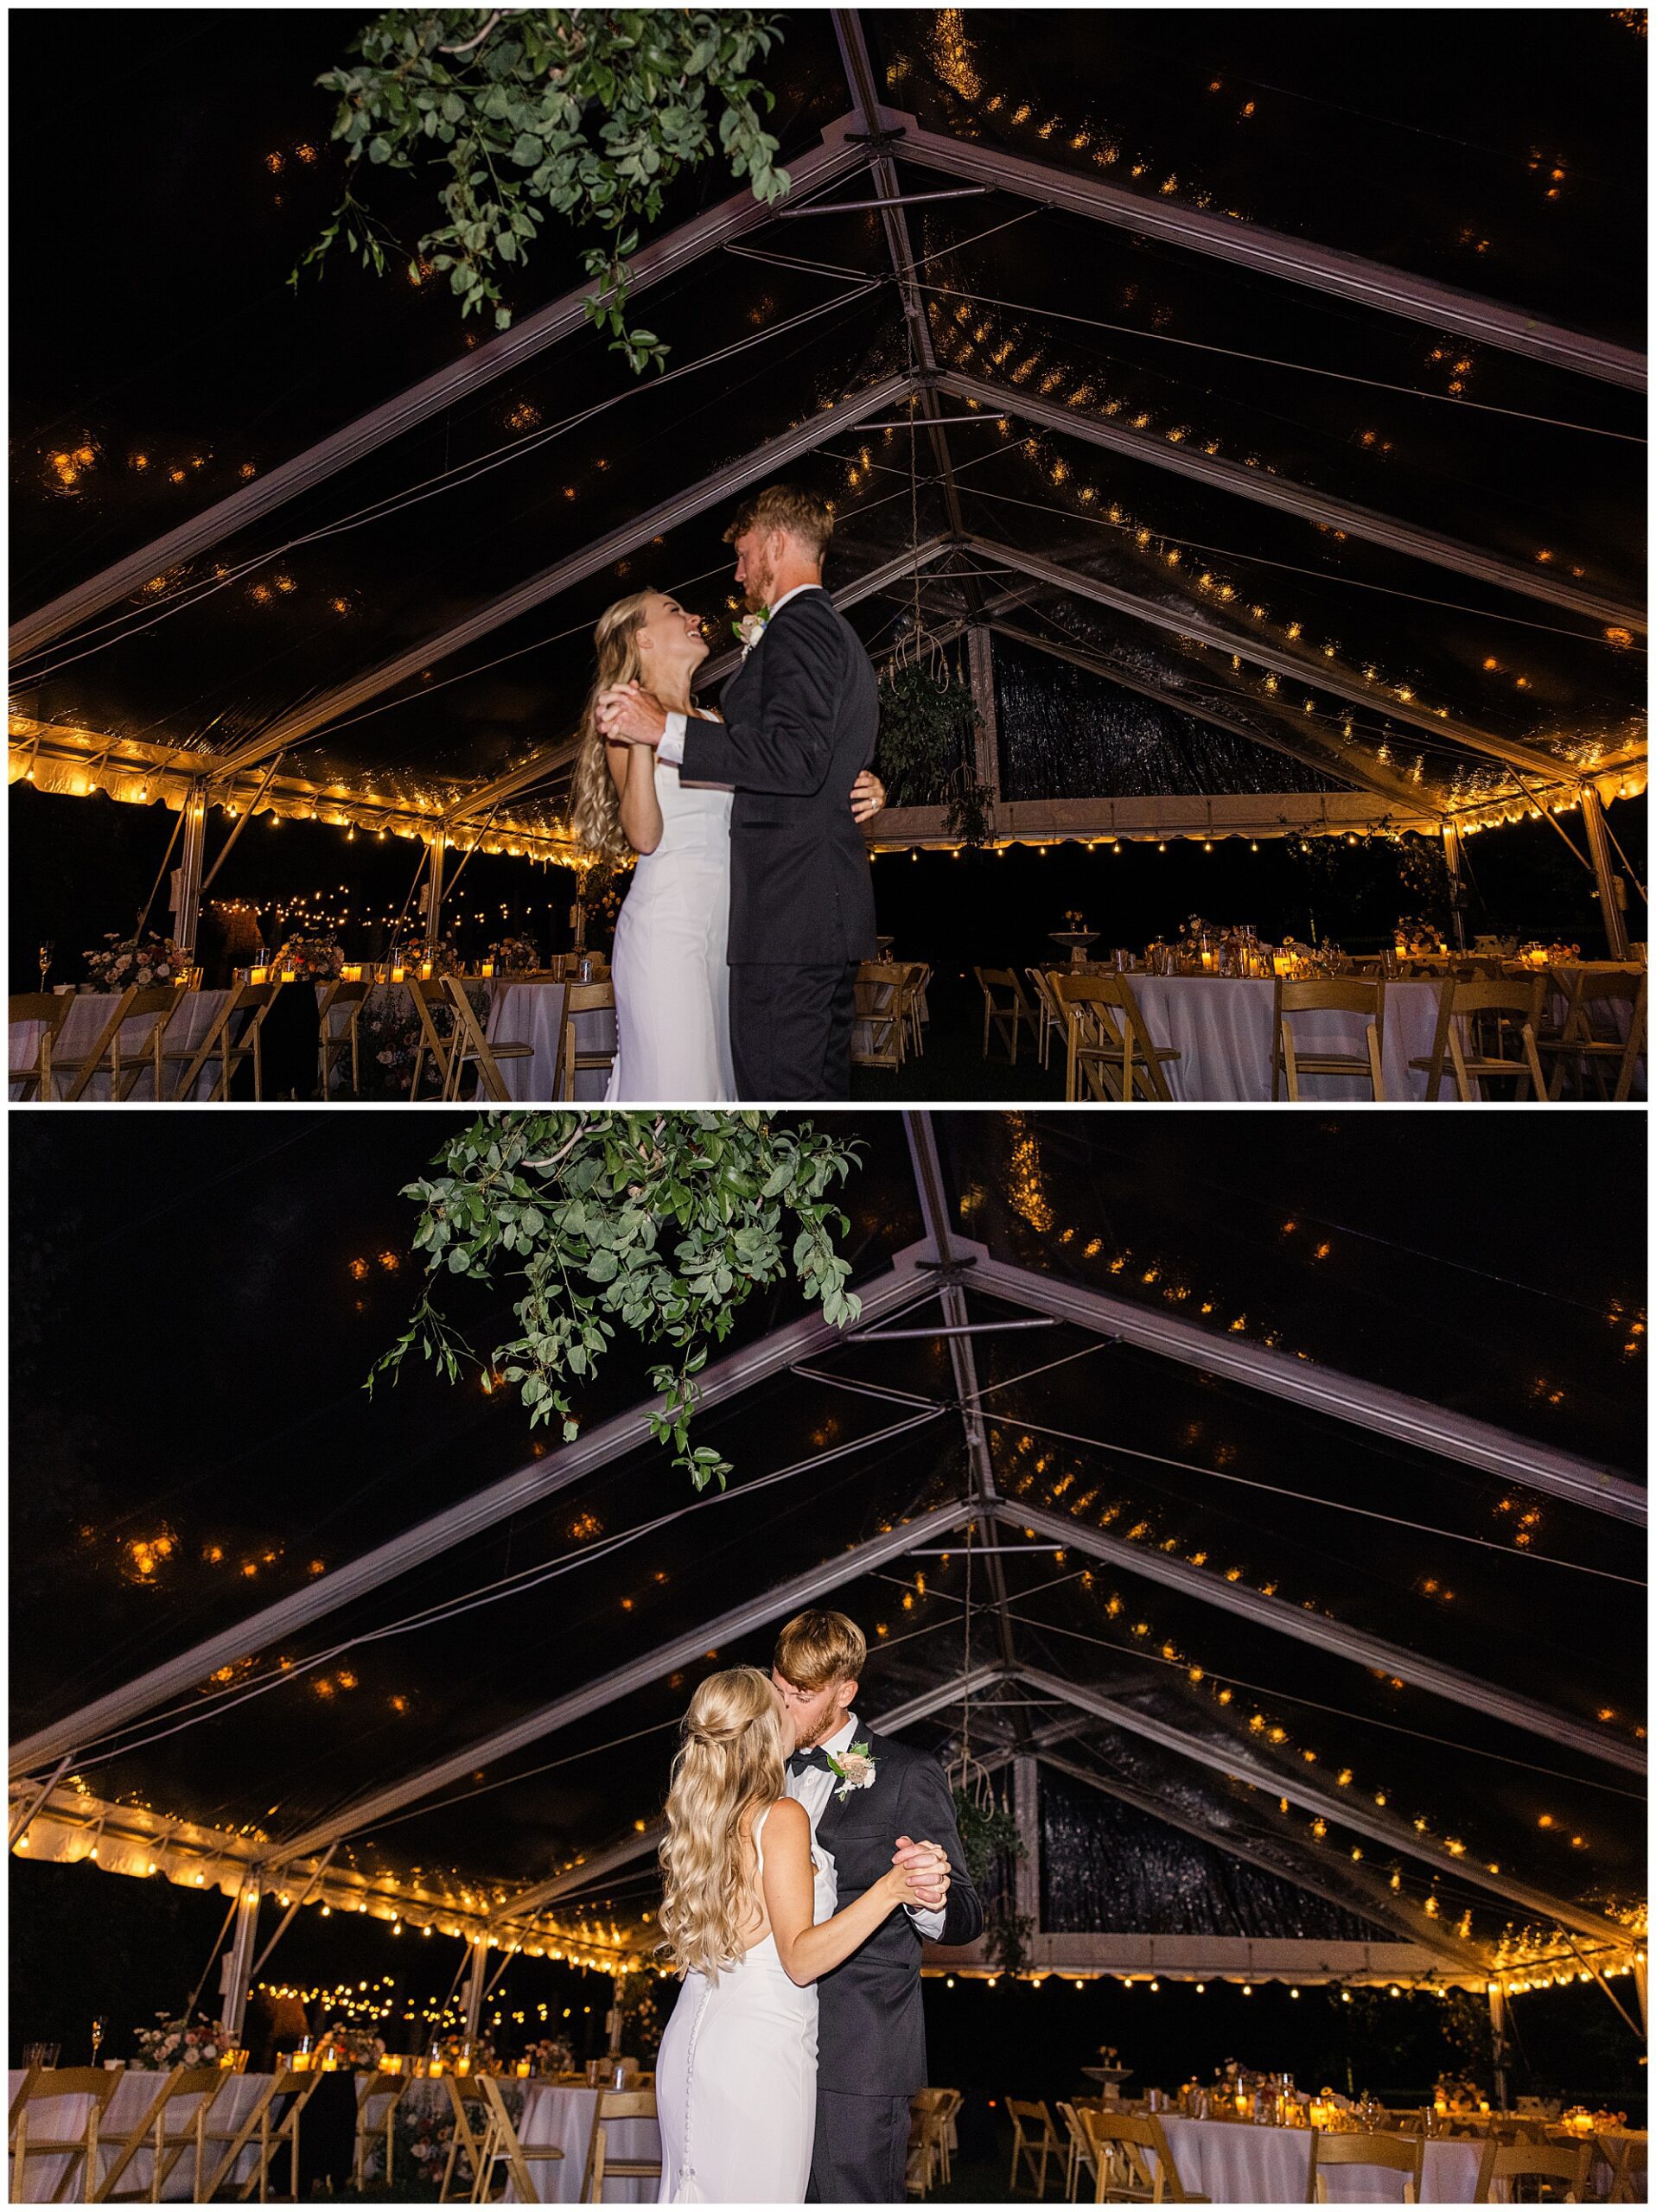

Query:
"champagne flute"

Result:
[[38, 940, 54, 989], [91, 2016, 107, 2065]]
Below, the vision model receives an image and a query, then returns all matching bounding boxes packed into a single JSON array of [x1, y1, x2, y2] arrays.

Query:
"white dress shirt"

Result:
[[658, 582, 824, 766], [785, 1709, 947, 1942]]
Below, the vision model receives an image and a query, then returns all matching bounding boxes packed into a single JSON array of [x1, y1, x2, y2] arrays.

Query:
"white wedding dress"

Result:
[[655, 1807, 836, 2203], [606, 753, 735, 1103]]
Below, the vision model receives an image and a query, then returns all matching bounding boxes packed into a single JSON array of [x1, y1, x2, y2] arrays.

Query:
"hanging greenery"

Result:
[[301, 10, 791, 370], [952, 1787, 1033, 1970], [877, 663, 996, 846], [372, 1112, 863, 1488]]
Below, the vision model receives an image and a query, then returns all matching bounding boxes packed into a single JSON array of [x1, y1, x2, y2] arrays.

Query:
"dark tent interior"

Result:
[[10, 1110, 1646, 2133], [9, 10, 1647, 995]]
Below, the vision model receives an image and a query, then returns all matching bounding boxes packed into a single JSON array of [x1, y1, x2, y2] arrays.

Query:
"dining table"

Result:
[[1156, 2113, 1483, 2203], [390, 2075, 658, 2202], [1122, 974, 1442, 1101]]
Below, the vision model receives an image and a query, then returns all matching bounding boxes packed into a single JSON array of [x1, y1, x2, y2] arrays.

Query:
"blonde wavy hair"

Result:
[[656, 1667, 786, 1983], [568, 590, 657, 862]]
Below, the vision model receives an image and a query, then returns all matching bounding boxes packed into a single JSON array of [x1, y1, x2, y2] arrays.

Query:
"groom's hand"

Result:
[[595, 681, 667, 747], [893, 1834, 951, 1910]]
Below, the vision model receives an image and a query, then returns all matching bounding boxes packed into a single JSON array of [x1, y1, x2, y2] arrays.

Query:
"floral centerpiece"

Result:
[[520, 2035, 576, 2077], [488, 936, 540, 974], [1394, 917, 1447, 956], [83, 933, 187, 992], [388, 933, 466, 978], [131, 2012, 234, 2069], [320, 2022, 386, 2068], [270, 935, 345, 981], [360, 937, 474, 1096]]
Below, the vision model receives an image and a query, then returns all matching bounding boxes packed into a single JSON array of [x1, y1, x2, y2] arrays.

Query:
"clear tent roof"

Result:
[[10, 10, 1645, 842], [10, 1111, 1645, 1964]]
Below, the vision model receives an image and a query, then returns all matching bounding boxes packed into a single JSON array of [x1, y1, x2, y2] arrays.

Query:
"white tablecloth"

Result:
[[486, 982, 616, 1103], [7, 2067, 267, 2199], [1125, 976, 1441, 1102], [9, 990, 233, 1102], [507, 2082, 660, 2203], [1157, 2115, 1484, 2202]]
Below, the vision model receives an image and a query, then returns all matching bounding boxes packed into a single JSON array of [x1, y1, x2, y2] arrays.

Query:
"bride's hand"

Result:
[[596, 682, 668, 748], [850, 769, 886, 823], [878, 1859, 933, 1912]]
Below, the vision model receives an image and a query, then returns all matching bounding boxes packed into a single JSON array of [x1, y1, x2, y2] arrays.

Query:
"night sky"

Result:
[[8, 10, 1646, 981]]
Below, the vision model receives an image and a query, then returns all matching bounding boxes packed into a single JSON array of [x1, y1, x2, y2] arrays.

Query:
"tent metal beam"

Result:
[[878, 106, 1646, 392], [987, 616, 1439, 816], [8, 1245, 944, 1781], [445, 527, 952, 822], [926, 1930, 1466, 1982], [905, 1115, 1025, 1707], [268, 1496, 983, 1868], [1035, 1751, 1481, 1968], [498, 1661, 1010, 1920], [1016, 1665, 1631, 1945], [8, 118, 873, 663], [209, 372, 915, 779], [939, 371, 1643, 632], [962, 535, 1582, 786], [961, 1240, 1646, 1526], [832, 11, 978, 613], [867, 791, 1443, 846], [999, 1497, 1637, 1774]]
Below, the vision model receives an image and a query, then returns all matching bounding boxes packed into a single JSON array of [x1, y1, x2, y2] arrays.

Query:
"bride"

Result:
[[653, 1667, 928, 2203], [569, 591, 883, 1102]]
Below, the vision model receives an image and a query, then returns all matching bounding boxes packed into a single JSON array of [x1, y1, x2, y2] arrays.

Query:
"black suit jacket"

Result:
[[678, 588, 880, 968], [809, 1729, 983, 2099]]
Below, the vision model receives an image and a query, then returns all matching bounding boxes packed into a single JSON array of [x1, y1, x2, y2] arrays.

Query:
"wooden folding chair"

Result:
[[563, 981, 618, 1099], [351, 2074, 406, 2196], [159, 979, 269, 1101], [106, 988, 186, 1100], [442, 976, 534, 1101], [10, 2065, 124, 2203], [1054, 973, 1180, 1102], [905, 2088, 957, 2197], [1076, 2108, 1209, 2204], [1008, 2097, 1063, 2198], [405, 978, 456, 1100], [1538, 969, 1646, 1100], [1605, 2133, 1647, 2202], [10, 992, 73, 1099], [437, 2076, 494, 2203], [199, 2065, 320, 2203], [1058, 2101, 1099, 2202], [317, 980, 370, 1099], [1026, 968, 1067, 1070], [1473, 2138, 1594, 2202], [469, 2073, 566, 2204], [852, 963, 910, 1071], [585, 2087, 660, 2202], [1271, 977, 1386, 1100], [976, 967, 1039, 1063], [901, 962, 933, 1058], [52, 987, 137, 1101], [95, 2063, 226, 2202], [1410, 975, 1549, 1100], [1306, 2129, 1423, 2203]]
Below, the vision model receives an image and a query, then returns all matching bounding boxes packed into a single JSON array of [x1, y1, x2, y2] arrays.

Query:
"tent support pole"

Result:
[[1635, 1959, 1648, 2036], [220, 1880, 264, 2046], [966, 626, 1000, 807], [1581, 787, 1632, 959], [169, 785, 207, 961], [463, 1933, 490, 2041], [424, 836, 445, 957], [1442, 823, 1470, 950], [1487, 1984, 1512, 2110], [1013, 1756, 1041, 1937], [607, 1976, 627, 2058]]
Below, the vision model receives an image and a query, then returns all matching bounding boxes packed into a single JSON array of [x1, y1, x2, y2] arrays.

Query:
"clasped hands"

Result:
[[889, 1834, 952, 1911]]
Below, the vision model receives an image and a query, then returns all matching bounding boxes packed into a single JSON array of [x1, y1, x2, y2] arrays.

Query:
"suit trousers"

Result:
[[807, 2088, 911, 2203], [730, 961, 858, 1101]]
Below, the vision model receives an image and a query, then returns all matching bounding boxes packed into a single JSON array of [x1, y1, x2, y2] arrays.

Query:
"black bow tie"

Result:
[[787, 1746, 833, 1776]]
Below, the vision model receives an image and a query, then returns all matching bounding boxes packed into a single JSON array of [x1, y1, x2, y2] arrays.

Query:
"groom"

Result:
[[773, 1609, 984, 2202], [594, 483, 880, 1101]]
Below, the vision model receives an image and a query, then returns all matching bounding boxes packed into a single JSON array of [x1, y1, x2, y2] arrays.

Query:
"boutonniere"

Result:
[[735, 609, 768, 660], [825, 1742, 877, 1803]]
